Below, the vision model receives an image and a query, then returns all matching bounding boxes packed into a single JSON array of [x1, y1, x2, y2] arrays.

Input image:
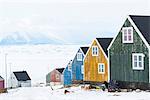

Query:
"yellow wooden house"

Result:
[[84, 38, 112, 82]]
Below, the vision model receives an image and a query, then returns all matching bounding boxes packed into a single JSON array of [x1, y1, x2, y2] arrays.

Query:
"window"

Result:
[[132, 53, 145, 70], [77, 53, 82, 61], [56, 74, 59, 80], [81, 65, 84, 74], [98, 63, 105, 74], [68, 61, 72, 71], [122, 27, 133, 43], [92, 46, 98, 56]]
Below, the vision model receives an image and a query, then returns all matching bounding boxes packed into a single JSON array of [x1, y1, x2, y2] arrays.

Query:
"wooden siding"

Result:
[[84, 40, 108, 82], [63, 66, 72, 86], [72, 49, 84, 81], [0, 81, 4, 89], [109, 19, 149, 83], [46, 72, 50, 83], [50, 70, 62, 82]]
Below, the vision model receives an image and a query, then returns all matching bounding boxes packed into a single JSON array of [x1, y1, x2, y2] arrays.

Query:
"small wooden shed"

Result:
[[49, 68, 64, 85], [8, 71, 31, 88]]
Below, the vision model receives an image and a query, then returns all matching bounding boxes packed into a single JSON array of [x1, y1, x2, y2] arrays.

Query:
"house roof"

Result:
[[13, 71, 31, 81], [96, 38, 113, 56], [0, 76, 4, 81], [80, 47, 89, 55], [130, 15, 150, 45], [56, 68, 65, 74]]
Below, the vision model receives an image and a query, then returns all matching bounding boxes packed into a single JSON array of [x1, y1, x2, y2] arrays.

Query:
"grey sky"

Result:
[[0, 0, 150, 44]]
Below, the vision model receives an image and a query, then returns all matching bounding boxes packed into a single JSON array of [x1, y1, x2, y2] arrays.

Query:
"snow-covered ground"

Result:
[[0, 44, 83, 85], [0, 86, 150, 100]]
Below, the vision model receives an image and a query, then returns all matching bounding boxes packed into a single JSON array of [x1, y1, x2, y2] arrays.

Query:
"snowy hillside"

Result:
[[0, 44, 82, 85], [0, 32, 65, 45], [0, 86, 150, 100]]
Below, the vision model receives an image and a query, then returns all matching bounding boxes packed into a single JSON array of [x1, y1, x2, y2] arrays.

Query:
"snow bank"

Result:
[[0, 86, 149, 100]]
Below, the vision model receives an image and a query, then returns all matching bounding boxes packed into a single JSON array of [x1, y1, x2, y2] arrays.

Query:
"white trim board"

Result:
[[83, 39, 108, 62]]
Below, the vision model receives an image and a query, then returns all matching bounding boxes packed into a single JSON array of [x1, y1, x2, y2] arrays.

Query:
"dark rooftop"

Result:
[[96, 38, 113, 56], [80, 47, 89, 55], [13, 71, 31, 81], [56, 68, 65, 74], [0, 76, 4, 80], [130, 15, 150, 45]]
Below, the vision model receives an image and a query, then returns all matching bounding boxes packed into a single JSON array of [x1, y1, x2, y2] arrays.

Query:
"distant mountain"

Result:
[[0, 32, 65, 45]]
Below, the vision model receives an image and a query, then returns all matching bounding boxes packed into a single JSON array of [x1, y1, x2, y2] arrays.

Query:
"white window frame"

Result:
[[122, 27, 133, 43], [92, 46, 98, 56], [132, 53, 145, 70], [56, 74, 59, 80], [68, 60, 72, 71], [98, 63, 105, 74], [68, 64, 71, 71], [77, 53, 82, 61], [81, 65, 84, 74]]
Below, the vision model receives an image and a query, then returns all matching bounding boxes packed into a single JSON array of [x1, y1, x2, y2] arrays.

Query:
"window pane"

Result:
[[92, 47, 95, 55], [128, 29, 132, 41], [124, 36, 127, 41], [95, 47, 98, 55], [139, 62, 142, 67], [99, 65, 101, 72], [134, 55, 137, 61], [139, 56, 142, 61], [101, 65, 104, 72], [134, 62, 137, 67], [124, 29, 127, 41], [128, 36, 131, 41], [128, 29, 131, 34], [77, 53, 82, 61]]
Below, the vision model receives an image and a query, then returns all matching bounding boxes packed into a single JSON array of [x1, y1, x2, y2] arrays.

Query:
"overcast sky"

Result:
[[0, 0, 150, 44]]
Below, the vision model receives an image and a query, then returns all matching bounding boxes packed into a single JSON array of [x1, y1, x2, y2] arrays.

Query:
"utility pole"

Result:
[[5, 53, 8, 88], [9, 62, 12, 88]]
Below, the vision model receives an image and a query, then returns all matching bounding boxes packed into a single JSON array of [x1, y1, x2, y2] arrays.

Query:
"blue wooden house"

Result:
[[72, 47, 89, 83], [63, 60, 73, 86]]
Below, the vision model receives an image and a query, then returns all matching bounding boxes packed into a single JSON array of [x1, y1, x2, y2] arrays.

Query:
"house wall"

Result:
[[149, 48, 150, 83], [0, 80, 4, 89], [46, 72, 51, 84], [61, 74, 64, 84], [8, 73, 18, 88], [63, 66, 72, 86], [109, 19, 149, 83], [50, 70, 61, 83], [19, 80, 31, 87], [72, 49, 84, 81], [84, 40, 108, 82]]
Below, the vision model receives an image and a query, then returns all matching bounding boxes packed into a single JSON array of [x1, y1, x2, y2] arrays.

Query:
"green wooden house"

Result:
[[108, 15, 150, 89], [46, 72, 51, 86]]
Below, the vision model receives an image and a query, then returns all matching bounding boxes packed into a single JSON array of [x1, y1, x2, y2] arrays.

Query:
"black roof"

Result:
[[80, 47, 89, 55], [0, 76, 4, 80], [130, 15, 150, 45], [13, 71, 31, 81], [96, 38, 113, 56], [56, 68, 65, 74]]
